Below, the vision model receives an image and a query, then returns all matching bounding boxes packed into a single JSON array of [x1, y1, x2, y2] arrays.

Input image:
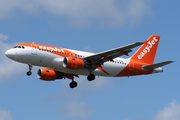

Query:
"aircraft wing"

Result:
[[84, 42, 144, 66]]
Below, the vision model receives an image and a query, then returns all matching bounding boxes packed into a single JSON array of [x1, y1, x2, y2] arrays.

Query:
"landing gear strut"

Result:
[[87, 74, 95, 81], [27, 64, 33, 76]]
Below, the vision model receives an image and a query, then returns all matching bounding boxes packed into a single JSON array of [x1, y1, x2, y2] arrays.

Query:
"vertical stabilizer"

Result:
[[131, 35, 160, 64]]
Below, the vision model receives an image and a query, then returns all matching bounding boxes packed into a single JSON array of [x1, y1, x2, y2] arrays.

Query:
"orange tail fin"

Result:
[[131, 35, 160, 65]]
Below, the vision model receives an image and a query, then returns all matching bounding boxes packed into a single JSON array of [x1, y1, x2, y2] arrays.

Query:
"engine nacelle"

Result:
[[63, 57, 84, 70], [37, 68, 57, 81]]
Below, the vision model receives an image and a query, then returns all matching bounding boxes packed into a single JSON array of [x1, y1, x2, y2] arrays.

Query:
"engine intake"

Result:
[[63, 57, 84, 70]]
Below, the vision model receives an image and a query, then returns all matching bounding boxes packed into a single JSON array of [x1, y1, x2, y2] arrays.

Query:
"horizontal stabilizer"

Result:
[[143, 61, 174, 70]]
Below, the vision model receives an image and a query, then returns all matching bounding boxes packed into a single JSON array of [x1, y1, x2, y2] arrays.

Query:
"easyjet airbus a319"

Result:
[[5, 35, 173, 88]]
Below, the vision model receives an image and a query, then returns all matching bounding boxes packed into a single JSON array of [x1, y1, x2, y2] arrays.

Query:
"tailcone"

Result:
[[152, 67, 163, 73]]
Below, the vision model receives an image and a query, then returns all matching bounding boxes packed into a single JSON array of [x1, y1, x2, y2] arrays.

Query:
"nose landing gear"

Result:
[[27, 71, 32, 76], [27, 64, 33, 76]]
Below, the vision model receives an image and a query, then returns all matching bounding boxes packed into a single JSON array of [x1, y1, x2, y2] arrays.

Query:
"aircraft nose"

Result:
[[5, 49, 10, 57], [5, 49, 15, 59]]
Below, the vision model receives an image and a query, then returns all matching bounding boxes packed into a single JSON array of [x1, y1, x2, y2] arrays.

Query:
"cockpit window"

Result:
[[13, 46, 25, 49]]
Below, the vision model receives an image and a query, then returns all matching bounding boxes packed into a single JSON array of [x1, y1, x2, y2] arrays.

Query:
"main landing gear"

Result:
[[27, 64, 33, 76], [69, 80, 78, 88], [87, 74, 95, 81], [68, 74, 95, 88], [66, 74, 78, 89]]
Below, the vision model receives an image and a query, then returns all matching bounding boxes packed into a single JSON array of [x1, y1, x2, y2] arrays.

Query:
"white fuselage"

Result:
[[5, 45, 130, 77]]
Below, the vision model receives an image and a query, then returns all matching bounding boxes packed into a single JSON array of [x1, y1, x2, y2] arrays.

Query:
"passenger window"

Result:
[[22, 46, 25, 49], [18, 46, 21, 48]]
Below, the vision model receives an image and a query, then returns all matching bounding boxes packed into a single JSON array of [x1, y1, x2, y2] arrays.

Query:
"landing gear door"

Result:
[[31, 43, 37, 55]]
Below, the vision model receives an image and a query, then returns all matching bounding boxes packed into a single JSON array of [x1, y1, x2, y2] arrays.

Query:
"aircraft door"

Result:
[[129, 60, 134, 71], [31, 43, 37, 55]]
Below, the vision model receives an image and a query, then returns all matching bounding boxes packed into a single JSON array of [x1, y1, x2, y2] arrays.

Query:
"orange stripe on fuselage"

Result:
[[115, 60, 153, 77], [17, 43, 82, 58]]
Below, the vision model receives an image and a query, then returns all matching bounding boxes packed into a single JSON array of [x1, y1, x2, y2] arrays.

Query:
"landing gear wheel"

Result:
[[27, 64, 33, 76], [87, 74, 95, 81], [69, 81, 78, 88], [27, 71, 32, 76]]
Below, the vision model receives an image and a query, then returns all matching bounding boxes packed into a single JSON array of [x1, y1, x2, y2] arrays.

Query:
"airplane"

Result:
[[5, 35, 173, 88]]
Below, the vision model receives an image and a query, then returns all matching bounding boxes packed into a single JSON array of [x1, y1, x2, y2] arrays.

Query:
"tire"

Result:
[[87, 74, 95, 81], [27, 71, 32, 76], [69, 81, 77, 88]]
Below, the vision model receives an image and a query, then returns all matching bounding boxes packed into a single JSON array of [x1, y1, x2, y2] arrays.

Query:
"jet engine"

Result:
[[37, 68, 58, 81], [63, 57, 84, 70]]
